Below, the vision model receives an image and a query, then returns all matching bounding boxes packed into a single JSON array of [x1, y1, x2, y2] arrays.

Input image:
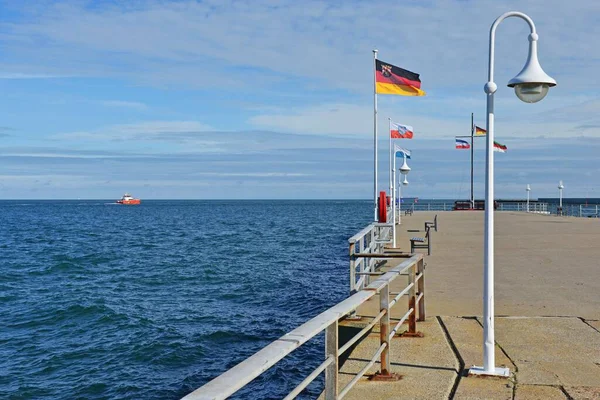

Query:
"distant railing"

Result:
[[578, 205, 600, 218], [497, 202, 549, 213], [181, 244, 425, 400]]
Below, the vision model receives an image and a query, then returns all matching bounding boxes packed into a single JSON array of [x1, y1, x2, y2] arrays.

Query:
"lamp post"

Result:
[[470, 11, 556, 378], [558, 180, 564, 215], [526, 184, 531, 212], [399, 154, 411, 222]]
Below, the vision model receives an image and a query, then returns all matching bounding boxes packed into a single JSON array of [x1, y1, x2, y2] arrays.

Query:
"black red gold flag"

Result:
[[375, 60, 425, 96]]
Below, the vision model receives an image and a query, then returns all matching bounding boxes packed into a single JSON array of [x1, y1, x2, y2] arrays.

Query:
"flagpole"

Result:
[[389, 118, 393, 200], [471, 112, 475, 209], [391, 132, 396, 246], [373, 49, 379, 221]]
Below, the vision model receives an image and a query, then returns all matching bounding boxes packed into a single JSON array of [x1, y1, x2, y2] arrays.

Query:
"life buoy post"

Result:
[[378, 191, 387, 222]]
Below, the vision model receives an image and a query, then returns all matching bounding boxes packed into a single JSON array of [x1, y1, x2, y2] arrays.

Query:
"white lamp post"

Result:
[[526, 184, 531, 212], [558, 180, 564, 215], [470, 11, 556, 378], [398, 154, 411, 221]]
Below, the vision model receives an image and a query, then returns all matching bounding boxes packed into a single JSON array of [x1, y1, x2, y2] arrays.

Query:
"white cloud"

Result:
[[248, 99, 600, 138], [99, 100, 148, 110], [0, 72, 71, 79], [53, 120, 214, 142], [2, 0, 598, 94]]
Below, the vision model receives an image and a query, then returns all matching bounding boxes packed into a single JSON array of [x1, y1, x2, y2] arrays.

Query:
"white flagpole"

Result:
[[373, 49, 379, 221], [392, 145, 397, 246], [389, 118, 393, 201]]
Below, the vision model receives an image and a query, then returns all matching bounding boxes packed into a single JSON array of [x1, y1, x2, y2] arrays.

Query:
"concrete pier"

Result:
[[337, 211, 600, 399]]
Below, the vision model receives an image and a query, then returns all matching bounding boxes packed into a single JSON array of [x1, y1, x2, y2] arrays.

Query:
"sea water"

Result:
[[0, 200, 372, 399]]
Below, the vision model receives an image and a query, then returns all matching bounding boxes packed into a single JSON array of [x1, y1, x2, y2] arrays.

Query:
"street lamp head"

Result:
[[507, 33, 556, 103], [402, 175, 409, 185], [558, 180, 564, 190], [399, 158, 411, 175], [526, 184, 531, 192]]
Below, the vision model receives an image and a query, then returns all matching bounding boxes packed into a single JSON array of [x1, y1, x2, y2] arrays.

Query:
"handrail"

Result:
[[181, 253, 425, 400], [349, 224, 375, 244], [349, 221, 395, 293]]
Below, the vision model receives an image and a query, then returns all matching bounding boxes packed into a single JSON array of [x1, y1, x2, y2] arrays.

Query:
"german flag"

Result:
[[375, 60, 425, 96], [475, 126, 487, 136]]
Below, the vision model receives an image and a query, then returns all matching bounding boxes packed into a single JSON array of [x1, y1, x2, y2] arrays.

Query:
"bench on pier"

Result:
[[425, 214, 438, 232], [404, 208, 413, 216], [410, 225, 432, 256]]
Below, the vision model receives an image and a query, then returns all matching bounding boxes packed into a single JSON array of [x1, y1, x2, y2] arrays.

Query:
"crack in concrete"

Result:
[[579, 317, 600, 334], [436, 316, 464, 400]]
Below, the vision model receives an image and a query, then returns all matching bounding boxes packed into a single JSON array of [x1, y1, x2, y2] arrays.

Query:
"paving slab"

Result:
[[514, 385, 567, 399], [440, 317, 514, 400], [564, 386, 600, 399], [335, 319, 457, 400], [494, 317, 600, 386], [398, 212, 600, 319]]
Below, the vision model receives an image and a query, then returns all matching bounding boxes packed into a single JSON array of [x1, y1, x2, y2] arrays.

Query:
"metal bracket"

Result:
[[369, 372, 403, 381], [398, 331, 424, 338]]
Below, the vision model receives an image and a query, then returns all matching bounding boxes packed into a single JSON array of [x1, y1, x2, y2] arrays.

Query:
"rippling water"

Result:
[[0, 200, 372, 399]]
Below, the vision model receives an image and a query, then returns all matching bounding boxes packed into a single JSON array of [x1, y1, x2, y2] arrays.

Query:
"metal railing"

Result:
[[411, 203, 452, 211], [348, 215, 393, 294], [578, 205, 600, 218], [497, 202, 549, 213], [181, 255, 425, 400]]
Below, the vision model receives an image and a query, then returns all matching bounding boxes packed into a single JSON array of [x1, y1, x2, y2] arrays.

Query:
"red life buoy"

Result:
[[378, 191, 387, 222]]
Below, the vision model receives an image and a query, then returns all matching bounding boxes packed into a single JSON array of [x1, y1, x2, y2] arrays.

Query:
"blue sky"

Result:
[[1, 0, 599, 199]]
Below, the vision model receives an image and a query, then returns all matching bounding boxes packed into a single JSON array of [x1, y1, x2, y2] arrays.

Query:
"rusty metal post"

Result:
[[408, 265, 417, 334], [379, 284, 390, 374], [418, 258, 425, 321], [324, 320, 338, 399], [401, 263, 423, 338], [370, 283, 400, 381]]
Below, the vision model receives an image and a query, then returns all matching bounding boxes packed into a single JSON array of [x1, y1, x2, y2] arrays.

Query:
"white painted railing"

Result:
[[497, 202, 549, 213], [348, 216, 393, 294], [181, 253, 425, 400], [579, 205, 600, 218]]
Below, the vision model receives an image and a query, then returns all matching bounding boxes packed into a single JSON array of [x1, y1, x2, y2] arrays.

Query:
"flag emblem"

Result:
[[475, 126, 487, 136], [390, 123, 413, 139], [382, 64, 392, 77], [455, 139, 470, 149], [376, 60, 425, 96]]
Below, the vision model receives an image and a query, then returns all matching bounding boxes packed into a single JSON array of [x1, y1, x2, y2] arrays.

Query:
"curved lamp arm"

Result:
[[487, 12, 537, 91]]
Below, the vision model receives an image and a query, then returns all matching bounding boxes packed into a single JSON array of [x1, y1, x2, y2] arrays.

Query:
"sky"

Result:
[[1, 0, 599, 199]]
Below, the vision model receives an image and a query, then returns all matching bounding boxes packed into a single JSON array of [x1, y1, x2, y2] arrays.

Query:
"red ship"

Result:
[[116, 193, 141, 205]]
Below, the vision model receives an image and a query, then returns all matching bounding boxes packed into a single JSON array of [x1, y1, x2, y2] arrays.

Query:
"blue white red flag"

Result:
[[455, 139, 470, 149]]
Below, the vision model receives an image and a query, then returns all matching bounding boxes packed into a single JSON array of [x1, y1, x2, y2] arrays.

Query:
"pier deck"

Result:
[[337, 211, 600, 399]]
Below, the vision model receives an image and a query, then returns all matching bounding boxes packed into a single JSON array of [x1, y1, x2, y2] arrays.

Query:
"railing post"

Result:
[[325, 320, 338, 399], [408, 265, 417, 334], [417, 258, 425, 321], [349, 241, 356, 295], [366, 231, 372, 286], [379, 284, 390, 374]]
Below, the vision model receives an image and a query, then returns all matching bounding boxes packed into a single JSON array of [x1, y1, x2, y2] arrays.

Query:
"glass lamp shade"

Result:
[[402, 176, 409, 185], [399, 159, 411, 175], [514, 83, 549, 103]]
